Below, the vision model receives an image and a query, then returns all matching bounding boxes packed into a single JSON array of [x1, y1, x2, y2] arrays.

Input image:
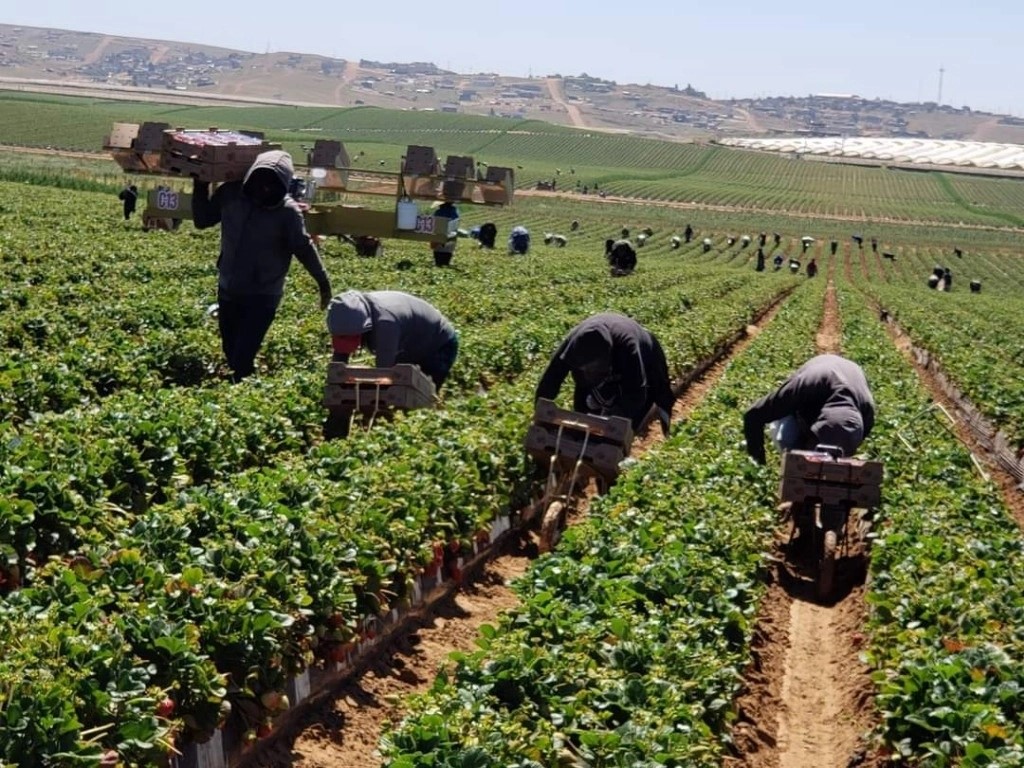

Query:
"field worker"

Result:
[[192, 150, 332, 382], [536, 313, 675, 435], [118, 183, 138, 220], [773, 252, 784, 270], [508, 225, 531, 255], [755, 248, 766, 272], [743, 354, 875, 465], [430, 200, 460, 267], [605, 238, 637, 276], [684, 223, 694, 243], [326, 289, 459, 391], [806, 258, 818, 278]]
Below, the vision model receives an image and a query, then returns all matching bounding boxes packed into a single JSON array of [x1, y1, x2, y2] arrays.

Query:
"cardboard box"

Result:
[[779, 476, 882, 508], [781, 450, 883, 486], [323, 363, 436, 412], [160, 129, 276, 182], [524, 399, 633, 478]]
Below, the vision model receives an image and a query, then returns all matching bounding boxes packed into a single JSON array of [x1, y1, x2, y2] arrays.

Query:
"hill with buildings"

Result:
[[2, 24, 1024, 145]]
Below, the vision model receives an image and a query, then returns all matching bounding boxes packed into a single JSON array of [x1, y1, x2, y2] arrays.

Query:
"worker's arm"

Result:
[[373, 320, 401, 368], [535, 345, 570, 405], [190, 180, 221, 229], [285, 206, 332, 308], [742, 381, 800, 464]]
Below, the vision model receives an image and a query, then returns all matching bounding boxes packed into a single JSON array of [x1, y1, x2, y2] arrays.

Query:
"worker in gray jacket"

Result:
[[326, 289, 459, 390], [743, 354, 875, 464], [193, 150, 332, 381]]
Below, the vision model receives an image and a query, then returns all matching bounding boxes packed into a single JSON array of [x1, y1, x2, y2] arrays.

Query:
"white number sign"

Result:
[[157, 189, 180, 210], [414, 215, 435, 234]]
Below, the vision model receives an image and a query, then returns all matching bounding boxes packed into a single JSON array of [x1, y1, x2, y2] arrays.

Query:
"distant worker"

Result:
[[671, 235, 682, 249], [743, 354, 876, 465], [478, 222, 498, 249], [755, 248, 766, 272], [740, 235, 752, 248], [431, 200, 460, 267], [605, 238, 637, 276], [954, 247, 963, 259], [773, 232, 782, 247], [192, 150, 332, 382], [326, 289, 459, 391], [118, 183, 138, 221], [852, 234, 864, 249], [536, 312, 675, 435], [789, 258, 801, 274], [773, 252, 784, 270], [759, 232, 767, 247], [702, 237, 713, 253], [570, 219, 580, 232], [508, 225, 531, 255], [942, 267, 953, 291], [684, 224, 694, 243], [871, 237, 878, 253], [830, 239, 838, 256], [806, 258, 818, 278]]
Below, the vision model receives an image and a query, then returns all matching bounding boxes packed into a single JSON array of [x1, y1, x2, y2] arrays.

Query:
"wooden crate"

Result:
[[323, 363, 436, 412], [781, 449, 883, 486], [524, 398, 633, 478]]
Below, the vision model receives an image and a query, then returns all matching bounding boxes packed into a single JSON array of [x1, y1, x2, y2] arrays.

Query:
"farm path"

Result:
[[546, 77, 586, 129], [727, 277, 878, 768], [82, 36, 113, 66], [150, 45, 171, 65], [240, 290, 796, 767], [332, 61, 362, 104]]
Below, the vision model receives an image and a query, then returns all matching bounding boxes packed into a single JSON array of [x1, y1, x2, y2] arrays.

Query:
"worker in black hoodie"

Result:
[[193, 150, 332, 381], [536, 313, 675, 435]]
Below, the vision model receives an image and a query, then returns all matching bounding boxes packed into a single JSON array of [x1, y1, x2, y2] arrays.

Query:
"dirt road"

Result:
[[546, 77, 586, 128]]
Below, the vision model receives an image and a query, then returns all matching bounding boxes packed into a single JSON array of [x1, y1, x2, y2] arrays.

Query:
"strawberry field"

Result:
[[2, 96, 1024, 767]]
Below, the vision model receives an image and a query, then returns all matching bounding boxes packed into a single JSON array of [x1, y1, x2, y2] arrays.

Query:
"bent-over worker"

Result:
[[743, 354, 875, 465], [536, 313, 675, 435], [326, 289, 459, 391]]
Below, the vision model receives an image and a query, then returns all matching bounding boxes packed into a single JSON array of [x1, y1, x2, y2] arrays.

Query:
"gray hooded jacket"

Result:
[[743, 354, 876, 463], [192, 150, 329, 298], [326, 290, 456, 368]]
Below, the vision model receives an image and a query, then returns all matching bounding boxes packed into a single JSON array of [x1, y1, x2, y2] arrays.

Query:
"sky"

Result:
[[4, 0, 1023, 116]]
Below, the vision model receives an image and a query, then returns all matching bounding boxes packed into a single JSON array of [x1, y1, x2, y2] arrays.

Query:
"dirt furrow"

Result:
[[240, 294, 796, 767], [727, 278, 877, 768]]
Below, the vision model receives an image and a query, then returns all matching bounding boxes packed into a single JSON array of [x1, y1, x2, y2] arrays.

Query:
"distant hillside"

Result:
[[2, 24, 1024, 145]]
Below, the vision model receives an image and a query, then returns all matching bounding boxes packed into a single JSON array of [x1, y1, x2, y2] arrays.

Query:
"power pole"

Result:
[[937, 65, 944, 105]]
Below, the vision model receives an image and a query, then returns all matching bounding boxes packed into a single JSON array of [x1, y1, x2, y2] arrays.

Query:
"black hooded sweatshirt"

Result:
[[536, 312, 675, 429]]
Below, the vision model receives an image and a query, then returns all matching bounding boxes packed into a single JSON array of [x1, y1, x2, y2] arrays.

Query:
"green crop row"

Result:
[[837, 274, 1024, 765]]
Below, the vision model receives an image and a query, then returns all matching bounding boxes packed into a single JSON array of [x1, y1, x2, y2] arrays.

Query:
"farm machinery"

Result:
[[778, 445, 883, 599], [522, 398, 634, 552], [103, 121, 515, 243]]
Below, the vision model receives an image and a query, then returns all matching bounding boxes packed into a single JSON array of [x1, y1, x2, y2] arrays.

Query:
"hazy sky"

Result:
[[4, 1, 1022, 115]]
